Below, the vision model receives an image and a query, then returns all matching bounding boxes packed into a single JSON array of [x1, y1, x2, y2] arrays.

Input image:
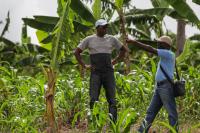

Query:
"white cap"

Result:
[[95, 19, 108, 28], [156, 35, 172, 46]]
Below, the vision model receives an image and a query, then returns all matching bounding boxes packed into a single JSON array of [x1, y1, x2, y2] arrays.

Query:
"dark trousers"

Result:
[[89, 71, 117, 122], [138, 81, 178, 132]]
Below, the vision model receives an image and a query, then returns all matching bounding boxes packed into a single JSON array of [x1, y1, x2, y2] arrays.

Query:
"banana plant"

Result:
[[115, 0, 131, 74], [150, 0, 200, 56], [43, 0, 75, 132]]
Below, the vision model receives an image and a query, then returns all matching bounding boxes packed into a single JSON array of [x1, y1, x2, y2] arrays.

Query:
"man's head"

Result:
[[95, 19, 108, 37], [156, 35, 172, 49]]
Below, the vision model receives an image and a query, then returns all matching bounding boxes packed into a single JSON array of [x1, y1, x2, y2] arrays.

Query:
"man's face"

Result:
[[157, 42, 171, 50], [96, 25, 107, 37]]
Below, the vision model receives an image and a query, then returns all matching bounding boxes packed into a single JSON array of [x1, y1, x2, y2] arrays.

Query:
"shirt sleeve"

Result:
[[77, 37, 90, 50], [157, 49, 174, 59], [112, 36, 123, 50]]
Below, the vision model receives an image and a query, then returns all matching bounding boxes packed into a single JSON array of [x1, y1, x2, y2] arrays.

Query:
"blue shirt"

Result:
[[155, 49, 175, 82]]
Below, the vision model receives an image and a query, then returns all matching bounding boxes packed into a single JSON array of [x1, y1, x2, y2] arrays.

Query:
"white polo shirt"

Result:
[[78, 34, 122, 54]]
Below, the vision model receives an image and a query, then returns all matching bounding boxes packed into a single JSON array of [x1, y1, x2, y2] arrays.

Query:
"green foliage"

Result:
[[110, 108, 138, 133], [115, 0, 124, 9], [57, 0, 65, 16], [0, 66, 45, 132], [51, 0, 73, 69], [177, 39, 200, 66], [92, 0, 102, 19], [22, 18, 55, 32], [1, 0, 200, 132], [165, 0, 200, 28], [36, 30, 52, 50], [128, 8, 174, 20], [70, 0, 96, 23], [1, 58, 200, 132], [189, 34, 200, 41], [151, 0, 169, 7]]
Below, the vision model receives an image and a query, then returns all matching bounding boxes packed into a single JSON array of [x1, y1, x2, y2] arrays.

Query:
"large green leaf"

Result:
[[176, 40, 191, 63], [36, 30, 52, 50], [37, 20, 92, 45], [22, 18, 55, 32], [127, 28, 150, 39], [51, 0, 73, 69], [92, 0, 101, 19], [40, 34, 55, 44], [26, 43, 49, 53], [128, 7, 186, 21], [124, 14, 159, 26], [57, 0, 65, 16], [151, 0, 169, 7], [73, 20, 92, 32], [128, 8, 174, 20], [70, 0, 96, 23], [115, 0, 124, 9], [165, 0, 200, 27], [33, 16, 59, 25]]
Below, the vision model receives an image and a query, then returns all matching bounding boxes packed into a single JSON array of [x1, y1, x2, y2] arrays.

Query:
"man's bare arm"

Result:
[[112, 45, 127, 65], [126, 39, 158, 55], [74, 48, 86, 68]]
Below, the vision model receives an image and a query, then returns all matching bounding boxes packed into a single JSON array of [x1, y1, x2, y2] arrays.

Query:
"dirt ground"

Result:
[[57, 120, 200, 133]]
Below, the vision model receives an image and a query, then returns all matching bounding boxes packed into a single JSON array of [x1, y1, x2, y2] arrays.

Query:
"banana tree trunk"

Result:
[[176, 19, 186, 57], [79, 64, 85, 78], [45, 68, 57, 133], [117, 9, 130, 74]]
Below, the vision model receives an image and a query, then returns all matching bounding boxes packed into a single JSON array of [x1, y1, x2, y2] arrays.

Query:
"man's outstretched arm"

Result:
[[126, 39, 158, 55]]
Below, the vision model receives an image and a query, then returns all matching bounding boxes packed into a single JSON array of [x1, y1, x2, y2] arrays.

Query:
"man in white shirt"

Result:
[[74, 19, 127, 122]]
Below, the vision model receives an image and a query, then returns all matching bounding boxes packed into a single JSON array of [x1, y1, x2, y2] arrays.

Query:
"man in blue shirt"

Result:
[[126, 36, 178, 132]]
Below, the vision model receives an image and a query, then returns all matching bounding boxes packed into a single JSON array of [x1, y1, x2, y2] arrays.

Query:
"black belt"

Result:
[[157, 79, 171, 86]]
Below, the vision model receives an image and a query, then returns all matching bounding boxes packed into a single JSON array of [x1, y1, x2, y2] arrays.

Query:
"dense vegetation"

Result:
[[0, 0, 200, 132]]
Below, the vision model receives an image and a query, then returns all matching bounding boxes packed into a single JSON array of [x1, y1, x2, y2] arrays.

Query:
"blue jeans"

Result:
[[138, 80, 178, 132]]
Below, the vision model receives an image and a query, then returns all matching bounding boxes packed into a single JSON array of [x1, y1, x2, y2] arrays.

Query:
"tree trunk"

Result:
[[117, 9, 130, 74], [176, 19, 186, 57], [45, 68, 57, 133]]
